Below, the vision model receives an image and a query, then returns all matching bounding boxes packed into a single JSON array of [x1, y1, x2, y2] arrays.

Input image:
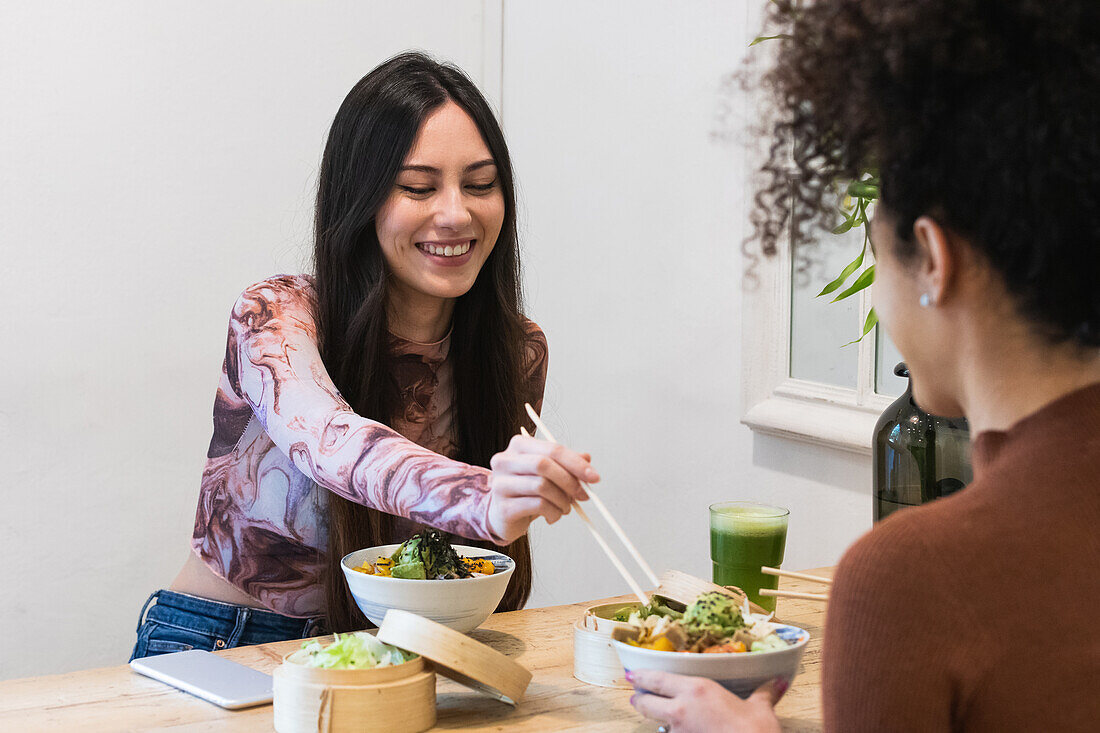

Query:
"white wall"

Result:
[[0, 0, 874, 680], [0, 0, 499, 680], [506, 0, 873, 607]]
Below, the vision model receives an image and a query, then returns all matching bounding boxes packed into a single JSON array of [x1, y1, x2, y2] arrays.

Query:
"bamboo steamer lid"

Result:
[[657, 570, 769, 615], [273, 654, 435, 733], [377, 609, 532, 706]]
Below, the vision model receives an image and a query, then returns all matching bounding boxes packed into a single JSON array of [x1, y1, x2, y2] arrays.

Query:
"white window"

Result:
[[741, 216, 907, 454]]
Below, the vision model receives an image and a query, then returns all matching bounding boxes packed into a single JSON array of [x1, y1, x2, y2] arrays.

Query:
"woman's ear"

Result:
[[911, 216, 955, 306]]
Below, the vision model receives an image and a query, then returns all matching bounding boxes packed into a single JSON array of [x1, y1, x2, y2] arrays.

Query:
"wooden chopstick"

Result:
[[519, 426, 650, 607], [758, 589, 829, 602], [523, 403, 661, 588], [761, 566, 833, 586]]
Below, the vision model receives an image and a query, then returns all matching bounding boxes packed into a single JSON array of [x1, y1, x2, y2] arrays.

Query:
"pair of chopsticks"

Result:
[[757, 566, 831, 602], [522, 403, 657, 607]]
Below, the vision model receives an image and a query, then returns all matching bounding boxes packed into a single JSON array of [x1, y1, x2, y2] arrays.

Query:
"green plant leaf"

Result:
[[846, 179, 880, 200], [817, 243, 866, 297], [831, 217, 855, 235], [749, 34, 792, 46], [861, 307, 878, 335], [830, 264, 875, 302], [842, 308, 878, 346]]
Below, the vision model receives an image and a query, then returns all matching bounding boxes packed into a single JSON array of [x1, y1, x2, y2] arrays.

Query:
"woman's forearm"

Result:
[[228, 276, 496, 541]]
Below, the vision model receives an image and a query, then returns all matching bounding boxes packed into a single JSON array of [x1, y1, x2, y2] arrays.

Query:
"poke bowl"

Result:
[[611, 592, 810, 699], [341, 531, 514, 634]]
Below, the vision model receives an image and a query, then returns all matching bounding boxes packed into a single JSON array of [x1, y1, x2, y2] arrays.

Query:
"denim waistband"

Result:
[[138, 589, 325, 637]]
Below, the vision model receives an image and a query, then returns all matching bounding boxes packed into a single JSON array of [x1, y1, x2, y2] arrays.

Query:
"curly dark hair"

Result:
[[752, 0, 1100, 346]]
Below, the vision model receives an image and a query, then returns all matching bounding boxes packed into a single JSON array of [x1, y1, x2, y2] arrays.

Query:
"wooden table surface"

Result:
[[0, 568, 833, 732]]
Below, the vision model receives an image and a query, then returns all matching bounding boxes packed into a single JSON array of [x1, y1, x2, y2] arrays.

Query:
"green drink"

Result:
[[709, 502, 789, 613]]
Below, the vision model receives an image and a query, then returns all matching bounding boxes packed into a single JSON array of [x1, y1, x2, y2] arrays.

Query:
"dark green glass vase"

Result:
[[873, 363, 973, 522]]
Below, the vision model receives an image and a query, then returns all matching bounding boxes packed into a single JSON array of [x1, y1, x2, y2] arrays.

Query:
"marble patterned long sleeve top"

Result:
[[191, 275, 548, 618]]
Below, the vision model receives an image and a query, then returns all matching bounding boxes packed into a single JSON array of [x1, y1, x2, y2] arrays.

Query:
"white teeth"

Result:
[[422, 242, 471, 257]]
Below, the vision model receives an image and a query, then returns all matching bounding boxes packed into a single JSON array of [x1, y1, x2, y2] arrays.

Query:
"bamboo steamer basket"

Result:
[[273, 654, 435, 733], [573, 601, 643, 689], [274, 609, 531, 732]]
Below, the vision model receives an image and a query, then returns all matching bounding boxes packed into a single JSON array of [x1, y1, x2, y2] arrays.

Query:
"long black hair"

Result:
[[313, 52, 533, 631]]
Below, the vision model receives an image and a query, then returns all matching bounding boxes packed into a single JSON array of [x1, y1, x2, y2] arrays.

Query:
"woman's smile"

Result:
[[415, 237, 476, 266]]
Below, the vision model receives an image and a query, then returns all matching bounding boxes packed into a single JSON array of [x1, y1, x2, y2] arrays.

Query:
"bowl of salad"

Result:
[[341, 530, 514, 634], [611, 592, 810, 699]]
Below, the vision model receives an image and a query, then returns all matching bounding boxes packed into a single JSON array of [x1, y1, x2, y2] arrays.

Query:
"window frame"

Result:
[[741, 219, 895, 454]]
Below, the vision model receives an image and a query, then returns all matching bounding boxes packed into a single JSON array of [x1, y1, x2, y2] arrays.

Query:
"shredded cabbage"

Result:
[[750, 636, 790, 653], [285, 632, 415, 669]]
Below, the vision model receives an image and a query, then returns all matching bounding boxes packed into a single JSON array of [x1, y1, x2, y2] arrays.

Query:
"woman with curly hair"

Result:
[[130, 52, 597, 659], [627, 1, 1100, 730]]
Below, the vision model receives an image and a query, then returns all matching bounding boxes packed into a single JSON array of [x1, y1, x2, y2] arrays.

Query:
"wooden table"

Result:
[[0, 568, 833, 732]]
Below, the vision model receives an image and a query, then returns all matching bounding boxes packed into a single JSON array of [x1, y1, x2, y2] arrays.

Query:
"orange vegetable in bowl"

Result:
[[354, 557, 394, 576], [461, 557, 495, 575], [630, 636, 679, 652], [703, 641, 747, 654], [650, 637, 677, 652]]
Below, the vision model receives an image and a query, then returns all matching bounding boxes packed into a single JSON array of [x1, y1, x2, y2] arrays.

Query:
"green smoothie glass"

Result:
[[709, 502, 789, 613]]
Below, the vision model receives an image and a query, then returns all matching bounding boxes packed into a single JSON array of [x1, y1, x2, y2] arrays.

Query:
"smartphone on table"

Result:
[[129, 650, 273, 709]]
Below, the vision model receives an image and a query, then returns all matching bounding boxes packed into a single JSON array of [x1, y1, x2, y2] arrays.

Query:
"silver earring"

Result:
[[919, 293, 932, 307]]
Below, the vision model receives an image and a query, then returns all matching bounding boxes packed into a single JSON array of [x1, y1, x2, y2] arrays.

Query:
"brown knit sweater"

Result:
[[823, 383, 1100, 732]]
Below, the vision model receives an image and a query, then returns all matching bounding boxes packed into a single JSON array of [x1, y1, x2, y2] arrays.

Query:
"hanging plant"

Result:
[[823, 177, 878, 345], [752, 26, 879, 345]]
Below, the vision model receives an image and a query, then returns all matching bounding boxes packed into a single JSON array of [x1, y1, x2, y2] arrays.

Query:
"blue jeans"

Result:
[[130, 589, 326, 661]]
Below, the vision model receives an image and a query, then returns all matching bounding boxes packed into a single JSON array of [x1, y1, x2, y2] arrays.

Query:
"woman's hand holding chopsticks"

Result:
[[486, 434, 599, 543]]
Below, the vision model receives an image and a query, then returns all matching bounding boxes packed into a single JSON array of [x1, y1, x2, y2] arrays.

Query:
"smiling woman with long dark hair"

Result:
[[129, 52, 597, 657]]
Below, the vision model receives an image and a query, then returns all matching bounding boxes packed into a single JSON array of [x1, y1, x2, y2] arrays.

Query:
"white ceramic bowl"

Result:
[[341, 544, 514, 634], [612, 624, 810, 699]]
